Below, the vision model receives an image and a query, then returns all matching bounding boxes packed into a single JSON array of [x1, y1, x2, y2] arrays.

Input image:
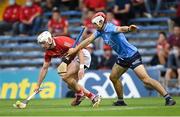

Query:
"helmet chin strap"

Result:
[[48, 38, 55, 49], [97, 21, 105, 31], [49, 43, 53, 49], [46, 42, 53, 50], [47, 37, 52, 44], [100, 22, 105, 30]]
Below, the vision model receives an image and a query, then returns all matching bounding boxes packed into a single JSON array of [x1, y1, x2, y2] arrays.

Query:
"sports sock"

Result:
[[117, 98, 124, 102], [86, 92, 95, 100], [76, 90, 84, 96], [163, 94, 172, 101]]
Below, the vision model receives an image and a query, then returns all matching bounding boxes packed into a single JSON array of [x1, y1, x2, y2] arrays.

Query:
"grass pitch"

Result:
[[0, 97, 179, 116]]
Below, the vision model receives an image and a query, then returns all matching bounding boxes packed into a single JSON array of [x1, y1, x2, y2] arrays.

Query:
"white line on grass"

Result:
[[3, 106, 177, 112]]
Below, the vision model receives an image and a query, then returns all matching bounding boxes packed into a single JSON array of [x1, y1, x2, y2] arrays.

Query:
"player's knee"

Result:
[[67, 79, 75, 86], [62, 75, 69, 83], [142, 77, 151, 85], [109, 74, 118, 83], [63, 77, 74, 84]]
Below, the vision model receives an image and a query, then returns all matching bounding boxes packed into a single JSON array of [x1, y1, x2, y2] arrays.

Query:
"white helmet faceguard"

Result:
[[91, 15, 105, 26], [37, 31, 52, 44]]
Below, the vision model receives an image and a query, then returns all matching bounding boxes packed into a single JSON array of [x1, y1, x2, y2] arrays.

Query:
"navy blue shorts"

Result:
[[116, 52, 142, 69]]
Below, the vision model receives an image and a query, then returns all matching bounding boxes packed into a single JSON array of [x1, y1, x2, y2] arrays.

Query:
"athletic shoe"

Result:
[[113, 100, 127, 106], [165, 99, 176, 106], [71, 94, 85, 106], [92, 95, 101, 107]]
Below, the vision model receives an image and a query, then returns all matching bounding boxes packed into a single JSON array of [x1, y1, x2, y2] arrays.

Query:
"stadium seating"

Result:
[[44, 10, 82, 18], [158, 9, 176, 14], [0, 2, 180, 95], [130, 17, 169, 23], [0, 9, 170, 68]]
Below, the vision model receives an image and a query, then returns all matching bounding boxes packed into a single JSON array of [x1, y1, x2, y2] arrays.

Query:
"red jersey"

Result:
[[3, 4, 20, 22], [84, 0, 106, 10], [44, 36, 74, 62], [83, 18, 94, 29], [111, 19, 121, 26], [20, 4, 42, 21], [48, 18, 68, 34]]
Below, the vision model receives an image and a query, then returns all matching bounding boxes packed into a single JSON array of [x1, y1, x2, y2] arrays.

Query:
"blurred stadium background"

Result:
[[0, 0, 180, 116]]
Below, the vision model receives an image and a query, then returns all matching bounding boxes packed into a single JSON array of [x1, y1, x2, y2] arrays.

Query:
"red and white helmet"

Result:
[[37, 31, 52, 44], [91, 12, 106, 26]]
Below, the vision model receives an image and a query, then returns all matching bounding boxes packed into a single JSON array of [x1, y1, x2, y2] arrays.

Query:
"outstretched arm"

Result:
[[34, 61, 50, 92], [78, 50, 85, 79], [66, 34, 96, 57], [116, 25, 138, 33], [76, 34, 95, 51]]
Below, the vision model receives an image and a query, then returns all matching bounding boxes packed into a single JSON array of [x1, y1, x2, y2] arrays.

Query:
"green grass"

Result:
[[0, 97, 180, 116]]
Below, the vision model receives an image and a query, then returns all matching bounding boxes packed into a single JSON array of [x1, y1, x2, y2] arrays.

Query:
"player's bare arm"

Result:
[[78, 50, 85, 79], [78, 50, 85, 65], [76, 34, 95, 51], [116, 25, 138, 33], [66, 34, 95, 57], [34, 61, 50, 92]]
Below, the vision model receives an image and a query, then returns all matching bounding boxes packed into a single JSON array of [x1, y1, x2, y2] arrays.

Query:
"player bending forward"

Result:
[[34, 31, 101, 107], [66, 12, 176, 106]]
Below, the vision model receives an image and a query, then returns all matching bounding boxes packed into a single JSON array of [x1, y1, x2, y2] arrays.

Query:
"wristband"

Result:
[[62, 57, 71, 64], [80, 64, 84, 69]]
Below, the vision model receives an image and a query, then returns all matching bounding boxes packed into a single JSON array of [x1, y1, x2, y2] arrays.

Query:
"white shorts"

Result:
[[74, 49, 91, 68]]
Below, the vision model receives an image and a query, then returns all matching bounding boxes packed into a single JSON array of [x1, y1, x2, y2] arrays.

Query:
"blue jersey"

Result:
[[94, 22, 138, 58]]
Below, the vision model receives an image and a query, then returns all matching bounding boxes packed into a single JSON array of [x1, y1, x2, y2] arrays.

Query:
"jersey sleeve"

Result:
[[19, 7, 25, 21], [44, 53, 52, 62], [106, 23, 118, 33], [35, 5, 43, 14], [3, 7, 10, 21]]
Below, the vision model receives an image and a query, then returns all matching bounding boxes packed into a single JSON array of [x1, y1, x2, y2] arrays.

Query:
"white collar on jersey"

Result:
[[52, 38, 56, 47]]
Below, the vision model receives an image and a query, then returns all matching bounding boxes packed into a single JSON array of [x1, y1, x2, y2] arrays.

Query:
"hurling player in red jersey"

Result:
[[48, 7, 69, 36], [0, 0, 20, 35], [34, 31, 101, 107]]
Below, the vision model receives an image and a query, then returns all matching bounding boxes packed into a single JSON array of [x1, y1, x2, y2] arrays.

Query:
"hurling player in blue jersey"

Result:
[[66, 12, 176, 106]]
